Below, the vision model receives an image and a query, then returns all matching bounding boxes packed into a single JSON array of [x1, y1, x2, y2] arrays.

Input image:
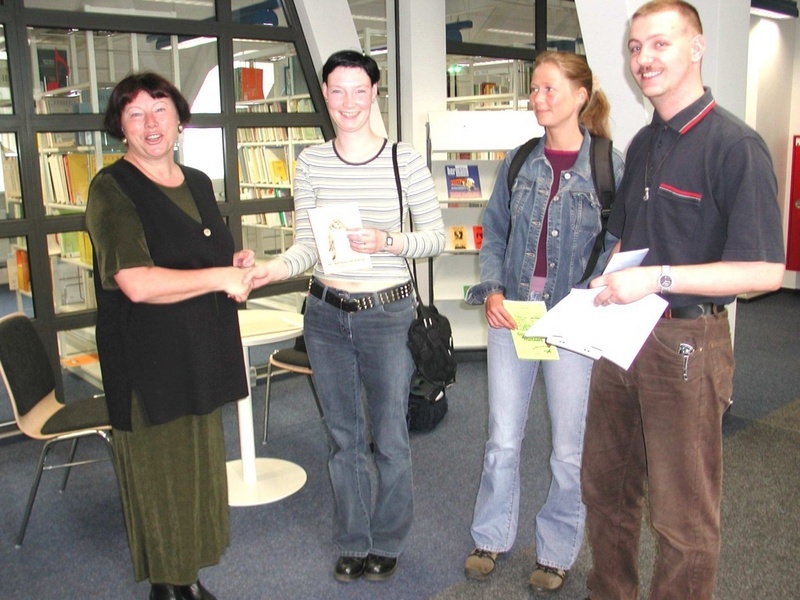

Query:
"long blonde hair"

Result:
[[534, 51, 611, 140]]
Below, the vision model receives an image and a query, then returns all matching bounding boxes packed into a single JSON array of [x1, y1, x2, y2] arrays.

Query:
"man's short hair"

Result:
[[632, 0, 703, 35]]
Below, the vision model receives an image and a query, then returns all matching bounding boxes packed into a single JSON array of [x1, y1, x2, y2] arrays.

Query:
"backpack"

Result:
[[506, 135, 616, 283]]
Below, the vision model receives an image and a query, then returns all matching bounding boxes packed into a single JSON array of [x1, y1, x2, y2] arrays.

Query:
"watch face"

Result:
[[386, 236, 394, 247], [660, 275, 673, 288]]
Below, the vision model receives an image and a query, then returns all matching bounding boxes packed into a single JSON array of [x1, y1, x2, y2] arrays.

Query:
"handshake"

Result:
[[225, 249, 287, 303]]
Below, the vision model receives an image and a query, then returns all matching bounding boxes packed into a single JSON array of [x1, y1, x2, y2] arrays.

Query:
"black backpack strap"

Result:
[[578, 135, 616, 283], [506, 136, 541, 201]]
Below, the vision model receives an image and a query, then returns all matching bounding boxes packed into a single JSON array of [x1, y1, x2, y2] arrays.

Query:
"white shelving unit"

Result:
[[426, 110, 542, 350]]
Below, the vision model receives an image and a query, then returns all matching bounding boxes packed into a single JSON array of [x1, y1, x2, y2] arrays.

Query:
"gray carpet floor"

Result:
[[0, 290, 797, 599]]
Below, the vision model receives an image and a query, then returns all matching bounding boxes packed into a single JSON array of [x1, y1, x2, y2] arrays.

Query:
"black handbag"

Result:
[[392, 144, 457, 427]]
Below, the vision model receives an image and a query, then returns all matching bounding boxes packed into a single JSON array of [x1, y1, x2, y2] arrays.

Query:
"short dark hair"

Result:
[[103, 72, 191, 140], [321, 50, 380, 85]]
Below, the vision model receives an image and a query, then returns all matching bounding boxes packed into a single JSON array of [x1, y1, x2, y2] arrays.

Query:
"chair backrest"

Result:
[[0, 313, 57, 419]]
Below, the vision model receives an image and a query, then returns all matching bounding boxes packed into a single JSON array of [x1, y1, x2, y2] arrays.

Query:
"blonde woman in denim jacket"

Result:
[[462, 51, 624, 593]]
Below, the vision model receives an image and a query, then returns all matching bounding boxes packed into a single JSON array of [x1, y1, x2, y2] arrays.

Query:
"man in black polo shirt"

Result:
[[580, 2, 785, 599]]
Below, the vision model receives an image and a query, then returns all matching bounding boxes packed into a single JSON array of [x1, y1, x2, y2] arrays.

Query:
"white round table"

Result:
[[227, 309, 306, 507]]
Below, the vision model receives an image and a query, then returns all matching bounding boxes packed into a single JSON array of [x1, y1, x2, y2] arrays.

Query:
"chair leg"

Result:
[[262, 356, 275, 445], [16, 440, 56, 547], [59, 438, 80, 492]]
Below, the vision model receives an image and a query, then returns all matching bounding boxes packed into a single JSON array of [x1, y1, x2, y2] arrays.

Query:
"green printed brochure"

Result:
[[503, 300, 560, 361]]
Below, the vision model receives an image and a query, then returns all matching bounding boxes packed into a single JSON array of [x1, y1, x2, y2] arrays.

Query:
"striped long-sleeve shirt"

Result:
[[281, 139, 445, 284]]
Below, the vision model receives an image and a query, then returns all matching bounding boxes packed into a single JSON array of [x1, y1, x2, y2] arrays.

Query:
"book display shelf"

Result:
[[426, 110, 542, 349]]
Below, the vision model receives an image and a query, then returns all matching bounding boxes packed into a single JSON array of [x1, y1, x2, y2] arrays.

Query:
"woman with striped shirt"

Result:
[[245, 50, 444, 583]]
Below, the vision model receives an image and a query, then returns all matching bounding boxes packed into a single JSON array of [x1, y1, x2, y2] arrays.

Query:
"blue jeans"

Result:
[[303, 284, 415, 558], [470, 324, 592, 570]]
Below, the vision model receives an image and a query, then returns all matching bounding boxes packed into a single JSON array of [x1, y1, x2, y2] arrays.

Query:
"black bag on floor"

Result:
[[406, 302, 457, 389], [407, 374, 448, 432]]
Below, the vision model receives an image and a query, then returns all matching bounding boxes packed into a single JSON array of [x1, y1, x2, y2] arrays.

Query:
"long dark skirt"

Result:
[[112, 396, 229, 584]]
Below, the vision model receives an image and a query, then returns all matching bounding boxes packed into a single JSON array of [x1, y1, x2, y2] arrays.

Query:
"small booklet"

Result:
[[307, 202, 372, 275], [445, 164, 483, 199], [449, 225, 468, 250], [503, 300, 559, 361]]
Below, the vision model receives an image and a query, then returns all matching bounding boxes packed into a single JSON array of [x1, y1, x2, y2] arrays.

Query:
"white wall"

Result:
[[294, 0, 387, 137], [576, 0, 750, 150], [750, 15, 800, 288]]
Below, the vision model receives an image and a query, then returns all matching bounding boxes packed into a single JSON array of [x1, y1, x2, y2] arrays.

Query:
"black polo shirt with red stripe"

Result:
[[609, 88, 785, 307]]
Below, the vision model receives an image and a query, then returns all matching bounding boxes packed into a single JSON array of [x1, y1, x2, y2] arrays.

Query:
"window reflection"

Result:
[[23, 0, 215, 20], [446, 56, 533, 111], [232, 0, 288, 27], [233, 39, 312, 104], [29, 28, 220, 114], [1, 133, 23, 220], [49, 232, 95, 315], [0, 26, 10, 116], [4, 235, 34, 318], [58, 326, 103, 393]]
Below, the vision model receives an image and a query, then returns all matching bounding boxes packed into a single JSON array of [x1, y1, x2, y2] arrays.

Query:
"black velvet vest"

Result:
[[92, 160, 247, 430]]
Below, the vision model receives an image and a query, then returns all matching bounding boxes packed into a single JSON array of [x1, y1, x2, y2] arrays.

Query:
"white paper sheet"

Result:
[[523, 248, 666, 370]]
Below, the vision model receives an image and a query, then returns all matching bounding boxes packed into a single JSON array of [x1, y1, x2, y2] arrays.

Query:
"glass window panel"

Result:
[[1, 133, 24, 220], [58, 326, 103, 394], [4, 235, 34, 318], [0, 26, 10, 116], [233, 39, 311, 104], [50, 231, 96, 315], [38, 133, 124, 215], [241, 214, 293, 262], [23, 0, 215, 21], [232, 0, 288, 27], [30, 28, 220, 114], [181, 127, 226, 202]]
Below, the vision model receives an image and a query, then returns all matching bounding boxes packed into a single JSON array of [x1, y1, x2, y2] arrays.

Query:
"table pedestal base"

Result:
[[226, 458, 307, 507]]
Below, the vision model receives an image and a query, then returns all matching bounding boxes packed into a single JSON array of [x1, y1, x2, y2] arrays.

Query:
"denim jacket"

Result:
[[466, 127, 625, 310]]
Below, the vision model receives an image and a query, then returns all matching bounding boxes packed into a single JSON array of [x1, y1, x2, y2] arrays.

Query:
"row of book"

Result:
[[236, 94, 315, 113], [238, 147, 291, 187], [237, 124, 322, 144], [46, 152, 122, 206]]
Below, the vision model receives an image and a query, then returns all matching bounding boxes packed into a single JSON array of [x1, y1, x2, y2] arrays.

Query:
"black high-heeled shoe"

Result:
[[149, 584, 181, 600], [178, 580, 217, 600]]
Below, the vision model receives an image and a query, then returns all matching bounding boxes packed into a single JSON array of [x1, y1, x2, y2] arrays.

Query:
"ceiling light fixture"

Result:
[[751, 0, 799, 19]]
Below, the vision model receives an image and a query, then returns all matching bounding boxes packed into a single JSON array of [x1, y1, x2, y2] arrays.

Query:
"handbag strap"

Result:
[[392, 142, 424, 307]]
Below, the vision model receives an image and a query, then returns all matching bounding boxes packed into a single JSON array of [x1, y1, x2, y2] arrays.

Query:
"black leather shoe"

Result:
[[334, 556, 367, 582], [178, 580, 217, 600], [149, 584, 181, 600], [364, 554, 399, 581]]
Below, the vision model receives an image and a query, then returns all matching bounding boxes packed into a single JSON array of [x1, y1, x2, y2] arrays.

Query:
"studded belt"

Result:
[[662, 303, 726, 319], [309, 279, 412, 313]]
